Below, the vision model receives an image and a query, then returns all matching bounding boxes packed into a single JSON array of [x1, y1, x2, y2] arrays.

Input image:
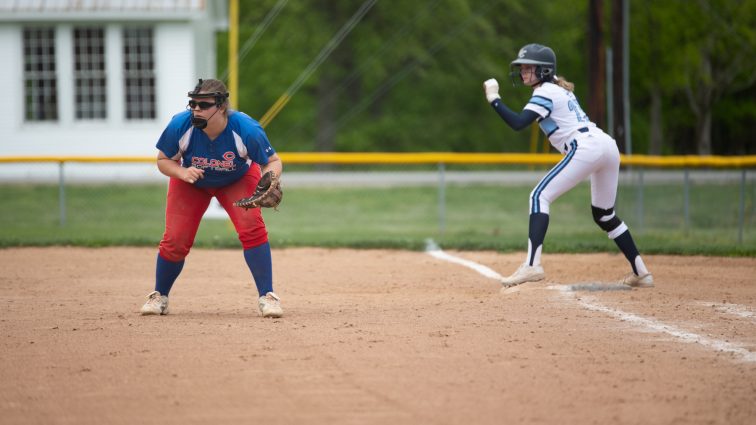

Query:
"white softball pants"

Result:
[[529, 132, 622, 218]]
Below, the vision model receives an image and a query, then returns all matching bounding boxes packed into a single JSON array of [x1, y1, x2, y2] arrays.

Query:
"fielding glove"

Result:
[[234, 171, 283, 210]]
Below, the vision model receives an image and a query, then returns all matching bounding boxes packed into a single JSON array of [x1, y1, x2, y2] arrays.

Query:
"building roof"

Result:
[[0, 0, 227, 24]]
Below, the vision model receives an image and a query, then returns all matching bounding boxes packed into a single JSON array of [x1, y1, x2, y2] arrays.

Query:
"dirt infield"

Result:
[[1, 247, 755, 425]]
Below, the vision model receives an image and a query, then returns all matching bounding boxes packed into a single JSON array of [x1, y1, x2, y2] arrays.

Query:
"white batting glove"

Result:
[[483, 78, 500, 103]]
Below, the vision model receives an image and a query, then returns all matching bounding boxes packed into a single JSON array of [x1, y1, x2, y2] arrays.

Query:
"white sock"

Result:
[[634, 256, 649, 276]]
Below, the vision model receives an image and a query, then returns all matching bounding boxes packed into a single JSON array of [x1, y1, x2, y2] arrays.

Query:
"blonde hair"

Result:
[[554, 75, 575, 92]]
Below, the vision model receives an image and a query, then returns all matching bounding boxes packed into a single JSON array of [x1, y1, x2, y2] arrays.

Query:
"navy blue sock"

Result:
[[155, 254, 184, 296], [613, 230, 640, 274], [528, 213, 549, 266], [244, 242, 273, 296]]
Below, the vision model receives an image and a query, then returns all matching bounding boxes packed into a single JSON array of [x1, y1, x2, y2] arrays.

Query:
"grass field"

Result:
[[0, 181, 754, 255]]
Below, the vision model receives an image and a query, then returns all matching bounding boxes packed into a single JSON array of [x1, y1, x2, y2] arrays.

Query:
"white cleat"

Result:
[[620, 272, 654, 288], [258, 292, 284, 318], [500, 263, 545, 287], [140, 291, 169, 315]]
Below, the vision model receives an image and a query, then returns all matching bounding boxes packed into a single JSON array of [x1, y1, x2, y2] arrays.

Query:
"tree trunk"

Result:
[[697, 108, 712, 155], [315, 73, 337, 154], [648, 87, 663, 155], [685, 45, 714, 155], [313, 3, 353, 158], [696, 51, 713, 155]]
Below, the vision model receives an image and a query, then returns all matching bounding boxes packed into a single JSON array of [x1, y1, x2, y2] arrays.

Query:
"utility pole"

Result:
[[611, 0, 626, 153], [611, 0, 631, 154], [587, 0, 606, 129], [228, 0, 239, 109]]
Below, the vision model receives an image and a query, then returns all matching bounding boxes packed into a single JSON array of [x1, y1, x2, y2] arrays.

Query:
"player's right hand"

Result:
[[483, 78, 500, 103], [182, 167, 204, 184]]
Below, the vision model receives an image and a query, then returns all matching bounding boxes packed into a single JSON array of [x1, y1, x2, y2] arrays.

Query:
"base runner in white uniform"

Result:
[[483, 43, 653, 289]]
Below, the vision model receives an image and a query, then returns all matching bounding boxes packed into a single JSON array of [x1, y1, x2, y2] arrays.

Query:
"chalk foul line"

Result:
[[695, 301, 756, 324], [425, 239, 756, 363], [424, 239, 504, 281], [573, 294, 756, 363]]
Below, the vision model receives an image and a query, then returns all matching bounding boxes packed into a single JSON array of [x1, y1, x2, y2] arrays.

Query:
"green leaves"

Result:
[[218, 0, 755, 155]]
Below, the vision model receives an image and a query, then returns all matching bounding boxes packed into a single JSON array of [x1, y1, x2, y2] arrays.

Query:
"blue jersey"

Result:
[[156, 110, 276, 188]]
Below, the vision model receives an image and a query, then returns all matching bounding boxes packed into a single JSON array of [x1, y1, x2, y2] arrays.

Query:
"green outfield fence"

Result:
[[1, 153, 755, 244]]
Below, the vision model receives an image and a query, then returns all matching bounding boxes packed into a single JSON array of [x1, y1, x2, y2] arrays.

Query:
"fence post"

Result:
[[58, 161, 66, 226], [739, 169, 746, 244], [438, 162, 446, 235], [683, 169, 690, 232], [636, 168, 644, 232]]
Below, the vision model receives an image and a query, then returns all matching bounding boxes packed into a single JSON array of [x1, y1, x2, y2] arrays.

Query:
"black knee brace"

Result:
[[592, 206, 623, 233]]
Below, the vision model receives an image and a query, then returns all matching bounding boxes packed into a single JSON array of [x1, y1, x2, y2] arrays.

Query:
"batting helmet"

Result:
[[510, 43, 557, 84]]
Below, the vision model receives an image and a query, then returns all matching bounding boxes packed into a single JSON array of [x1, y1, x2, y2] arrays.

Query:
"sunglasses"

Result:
[[188, 100, 217, 110]]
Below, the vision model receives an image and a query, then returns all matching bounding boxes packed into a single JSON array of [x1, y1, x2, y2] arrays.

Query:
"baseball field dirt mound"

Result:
[[1, 247, 754, 424]]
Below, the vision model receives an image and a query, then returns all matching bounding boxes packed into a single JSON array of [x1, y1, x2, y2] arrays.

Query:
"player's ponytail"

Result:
[[554, 75, 575, 92]]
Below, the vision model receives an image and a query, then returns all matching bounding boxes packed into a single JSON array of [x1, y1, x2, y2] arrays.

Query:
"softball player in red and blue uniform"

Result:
[[483, 44, 653, 289], [140, 79, 284, 317]]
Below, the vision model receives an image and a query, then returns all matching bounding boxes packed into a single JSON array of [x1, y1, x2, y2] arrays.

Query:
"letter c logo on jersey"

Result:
[[223, 151, 235, 161]]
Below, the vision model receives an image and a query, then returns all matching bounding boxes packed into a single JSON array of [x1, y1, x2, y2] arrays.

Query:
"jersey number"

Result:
[[568, 99, 588, 122]]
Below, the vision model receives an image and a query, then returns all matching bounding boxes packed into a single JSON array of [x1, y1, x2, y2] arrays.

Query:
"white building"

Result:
[[0, 0, 228, 160]]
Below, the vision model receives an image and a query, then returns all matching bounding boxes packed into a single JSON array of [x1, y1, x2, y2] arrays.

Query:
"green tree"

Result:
[[682, 0, 756, 154], [631, 0, 756, 155], [218, 0, 754, 156], [630, 0, 687, 154]]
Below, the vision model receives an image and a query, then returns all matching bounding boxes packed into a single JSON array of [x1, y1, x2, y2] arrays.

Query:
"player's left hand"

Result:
[[234, 171, 283, 210], [484, 78, 501, 103]]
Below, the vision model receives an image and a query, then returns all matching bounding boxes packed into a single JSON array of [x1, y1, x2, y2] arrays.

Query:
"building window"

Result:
[[73, 27, 107, 120], [123, 27, 156, 120], [23, 27, 58, 121]]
